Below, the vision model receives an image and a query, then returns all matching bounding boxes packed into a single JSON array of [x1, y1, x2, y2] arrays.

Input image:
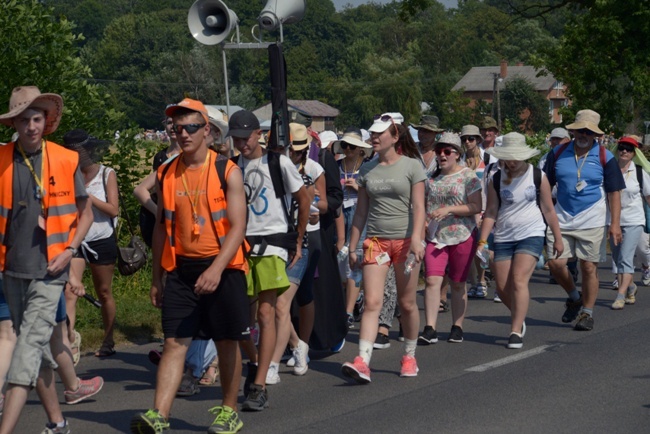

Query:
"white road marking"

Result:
[[465, 345, 555, 372]]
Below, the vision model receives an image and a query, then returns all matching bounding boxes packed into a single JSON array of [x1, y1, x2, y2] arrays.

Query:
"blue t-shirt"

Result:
[[545, 141, 625, 229]]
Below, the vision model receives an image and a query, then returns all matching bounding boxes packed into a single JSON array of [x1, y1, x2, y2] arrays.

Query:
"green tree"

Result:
[[500, 76, 551, 133]]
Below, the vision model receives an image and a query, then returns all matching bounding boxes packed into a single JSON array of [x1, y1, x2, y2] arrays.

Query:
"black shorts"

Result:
[[162, 256, 250, 341], [75, 236, 118, 265]]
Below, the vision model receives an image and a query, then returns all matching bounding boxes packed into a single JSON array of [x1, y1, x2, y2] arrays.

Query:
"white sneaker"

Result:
[[612, 278, 619, 289], [292, 340, 309, 376], [493, 292, 502, 303], [643, 267, 650, 286], [266, 363, 280, 385], [286, 353, 310, 367]]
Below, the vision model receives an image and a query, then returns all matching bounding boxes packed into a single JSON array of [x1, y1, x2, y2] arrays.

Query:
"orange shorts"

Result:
[[362, 237, 412, 266]]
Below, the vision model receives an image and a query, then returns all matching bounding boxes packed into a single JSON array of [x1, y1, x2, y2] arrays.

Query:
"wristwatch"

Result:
[[66, 246, 78, 256]]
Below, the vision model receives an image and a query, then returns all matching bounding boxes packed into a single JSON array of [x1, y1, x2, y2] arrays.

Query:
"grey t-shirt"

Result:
[[4, 148, 88, 280], [357, 156, 427, 239]]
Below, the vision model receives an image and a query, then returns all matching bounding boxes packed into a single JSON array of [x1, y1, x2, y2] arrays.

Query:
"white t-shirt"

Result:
[[85, 165, 116, 242], [493, 165, 546, 242], [615, 164, 650, 227], [299, 158, 324, 232], [239, 153, 304, 261]]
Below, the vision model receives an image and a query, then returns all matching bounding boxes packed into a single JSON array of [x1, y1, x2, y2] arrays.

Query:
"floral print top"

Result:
[[425, 167, 482, 246]]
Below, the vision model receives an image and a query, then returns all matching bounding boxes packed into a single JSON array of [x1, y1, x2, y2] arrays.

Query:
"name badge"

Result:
[[576, 180, 587, 192], [343, 198, 355, 209], [375, 252, 390, 265]]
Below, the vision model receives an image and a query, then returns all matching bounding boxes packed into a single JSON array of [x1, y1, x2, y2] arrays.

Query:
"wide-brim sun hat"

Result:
[[289, 122, 310, 151], [435, 132, 463, 156], [565, 109, 604, 135], [485, 132, 539, 161], [206, 106, 229, 143], [62, 129, 111, 166], [332, 127, 372, 158], [0, 86, 63, 135], [368, 112, 404, 133]]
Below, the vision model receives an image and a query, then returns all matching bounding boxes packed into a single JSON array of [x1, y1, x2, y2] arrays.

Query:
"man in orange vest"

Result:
[[130, 98, 250, 434], [0, 86, 93, 434]]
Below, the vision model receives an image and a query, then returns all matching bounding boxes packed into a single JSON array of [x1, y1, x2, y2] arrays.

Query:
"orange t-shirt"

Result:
[[173, 160, 229, 258]]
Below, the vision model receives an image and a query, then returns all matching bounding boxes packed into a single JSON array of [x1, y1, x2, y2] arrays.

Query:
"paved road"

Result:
[[15, 262, 650, 433]]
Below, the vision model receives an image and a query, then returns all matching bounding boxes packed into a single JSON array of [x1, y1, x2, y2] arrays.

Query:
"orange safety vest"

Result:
[[158, 151, 248, 272], [0, 141, 80, 271]]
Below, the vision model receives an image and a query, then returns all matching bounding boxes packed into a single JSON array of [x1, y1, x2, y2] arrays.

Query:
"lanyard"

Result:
[[574, 151, 589, 181], [180, 153, 209, 235], [16, 139, 46, 216]]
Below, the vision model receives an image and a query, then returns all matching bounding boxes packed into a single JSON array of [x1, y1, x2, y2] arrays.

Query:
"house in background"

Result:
[[253, 100, 340, 132], [452, 60, 569, 124]]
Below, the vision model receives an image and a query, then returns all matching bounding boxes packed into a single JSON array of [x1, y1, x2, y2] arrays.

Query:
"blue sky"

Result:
[[331, 0, 458, 11]]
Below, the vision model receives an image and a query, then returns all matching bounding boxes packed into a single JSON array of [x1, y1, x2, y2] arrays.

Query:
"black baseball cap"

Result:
[[227, 110, 260, 139]]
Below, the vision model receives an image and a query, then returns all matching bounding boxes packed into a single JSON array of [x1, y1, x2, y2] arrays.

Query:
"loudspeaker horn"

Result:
[[258, 0, 306, 32], [188, 0, 238, 46]]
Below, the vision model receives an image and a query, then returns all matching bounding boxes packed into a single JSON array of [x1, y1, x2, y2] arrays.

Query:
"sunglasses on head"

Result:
[[576, 128, 596, 136], [373, 114, 393, 122], [435, 148, 458, 156], [340, 142, 358, 150], [618, 144, 635, 153], [172, 123, 206, 134]]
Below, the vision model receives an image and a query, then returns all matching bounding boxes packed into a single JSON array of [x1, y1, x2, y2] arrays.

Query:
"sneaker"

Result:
[[625, 284, 638, 304], [562, 296, 582, 323], [507, 333, 523, 349], [341, 356, 371, 384], [611, 298, 625, 310], [148, 349, 162, 366], [330, 338, 345, 353], [398, 324, 404, 342], [493, 292, 502, 303], [643, 267, 650, 286], [130, 409, 170, 434], [448, 325, 463, 343], [266, 364, 280, 385], [612, 278, 619, 289], [286, 354, 310, 367], [467, 286, 477, 298], [475, 284, 487, 298], [64, 376, 104, 404], [292, 340, 309, 376], [373, 333, 390, 349], [243, 362, 257, 396], [347, 314, 355, 329], [41, 420, 71, 434], [242, 384, 269, 411], [417, 326, 438, 345], [207, 405, 243, 434], [176, 374, 200, 397], [399, 355, 419, 377], [574, 312, 594, 331]]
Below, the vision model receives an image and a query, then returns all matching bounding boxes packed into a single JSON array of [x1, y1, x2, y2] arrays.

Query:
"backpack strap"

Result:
[[637, 164, 643, 191], [533, 166, 542, 208], [483, 152, 491, 165], [599, 145, 606, 168], [493, 170, 502, 208], [215, 154, 228, 196]]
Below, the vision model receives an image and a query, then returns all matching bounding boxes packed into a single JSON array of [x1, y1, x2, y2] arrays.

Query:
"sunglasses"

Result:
[[290, 147, 306, 154], [576, 128, 596, 136], [340, 142, 358, 150], [618, 144, 635, 153], [172, 123, 206, 134], [462, 137, 477, 142], [373, 114, 393, 122], [435, 148, 458, 156]]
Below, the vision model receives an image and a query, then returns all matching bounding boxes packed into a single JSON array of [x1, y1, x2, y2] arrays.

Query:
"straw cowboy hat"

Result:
[[0, 86, 63, 135], [332, 127, 372, 158], [485, 132, 540, 161], [565, 109, 604, 135], [435, 132, 463, 156], [289, 122, 310, 151]]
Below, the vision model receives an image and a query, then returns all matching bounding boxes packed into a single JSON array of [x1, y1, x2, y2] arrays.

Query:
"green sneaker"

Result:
[[207, 405, 243, 434], [130, 409, 170, 433]]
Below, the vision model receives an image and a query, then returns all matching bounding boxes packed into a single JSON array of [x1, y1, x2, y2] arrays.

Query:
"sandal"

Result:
[[95, 342, 116, 357], [71, 331, 81, 366], [439, 300, 450, 313], [199, 358, 219, 386]]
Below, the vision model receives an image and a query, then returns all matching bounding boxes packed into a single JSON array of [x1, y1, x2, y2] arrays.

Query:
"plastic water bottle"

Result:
[[476, 244, 490, 269], [337, 244, 349, 262], [404, 241, 426, 275], [310, 195, 320, 214]]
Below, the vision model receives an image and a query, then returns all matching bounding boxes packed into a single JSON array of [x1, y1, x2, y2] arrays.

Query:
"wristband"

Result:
[[477, 240, 488, 246]]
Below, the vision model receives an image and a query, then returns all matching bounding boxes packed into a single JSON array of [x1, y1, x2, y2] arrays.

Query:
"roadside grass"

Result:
[[74, 260, 162, 353]]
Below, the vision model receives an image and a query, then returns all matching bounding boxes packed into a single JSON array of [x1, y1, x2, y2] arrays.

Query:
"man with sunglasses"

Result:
[[543, 109, 625, 331], [132, 98, 250, 433]]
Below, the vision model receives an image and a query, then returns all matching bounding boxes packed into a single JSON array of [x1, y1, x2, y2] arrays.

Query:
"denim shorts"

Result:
[[286, 248, 309, 285], [493, 236, 545, 262]]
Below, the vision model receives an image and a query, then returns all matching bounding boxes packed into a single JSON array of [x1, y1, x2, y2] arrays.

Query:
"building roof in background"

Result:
[[287, 100, 339, 117], [452, 66, 557, 92]]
